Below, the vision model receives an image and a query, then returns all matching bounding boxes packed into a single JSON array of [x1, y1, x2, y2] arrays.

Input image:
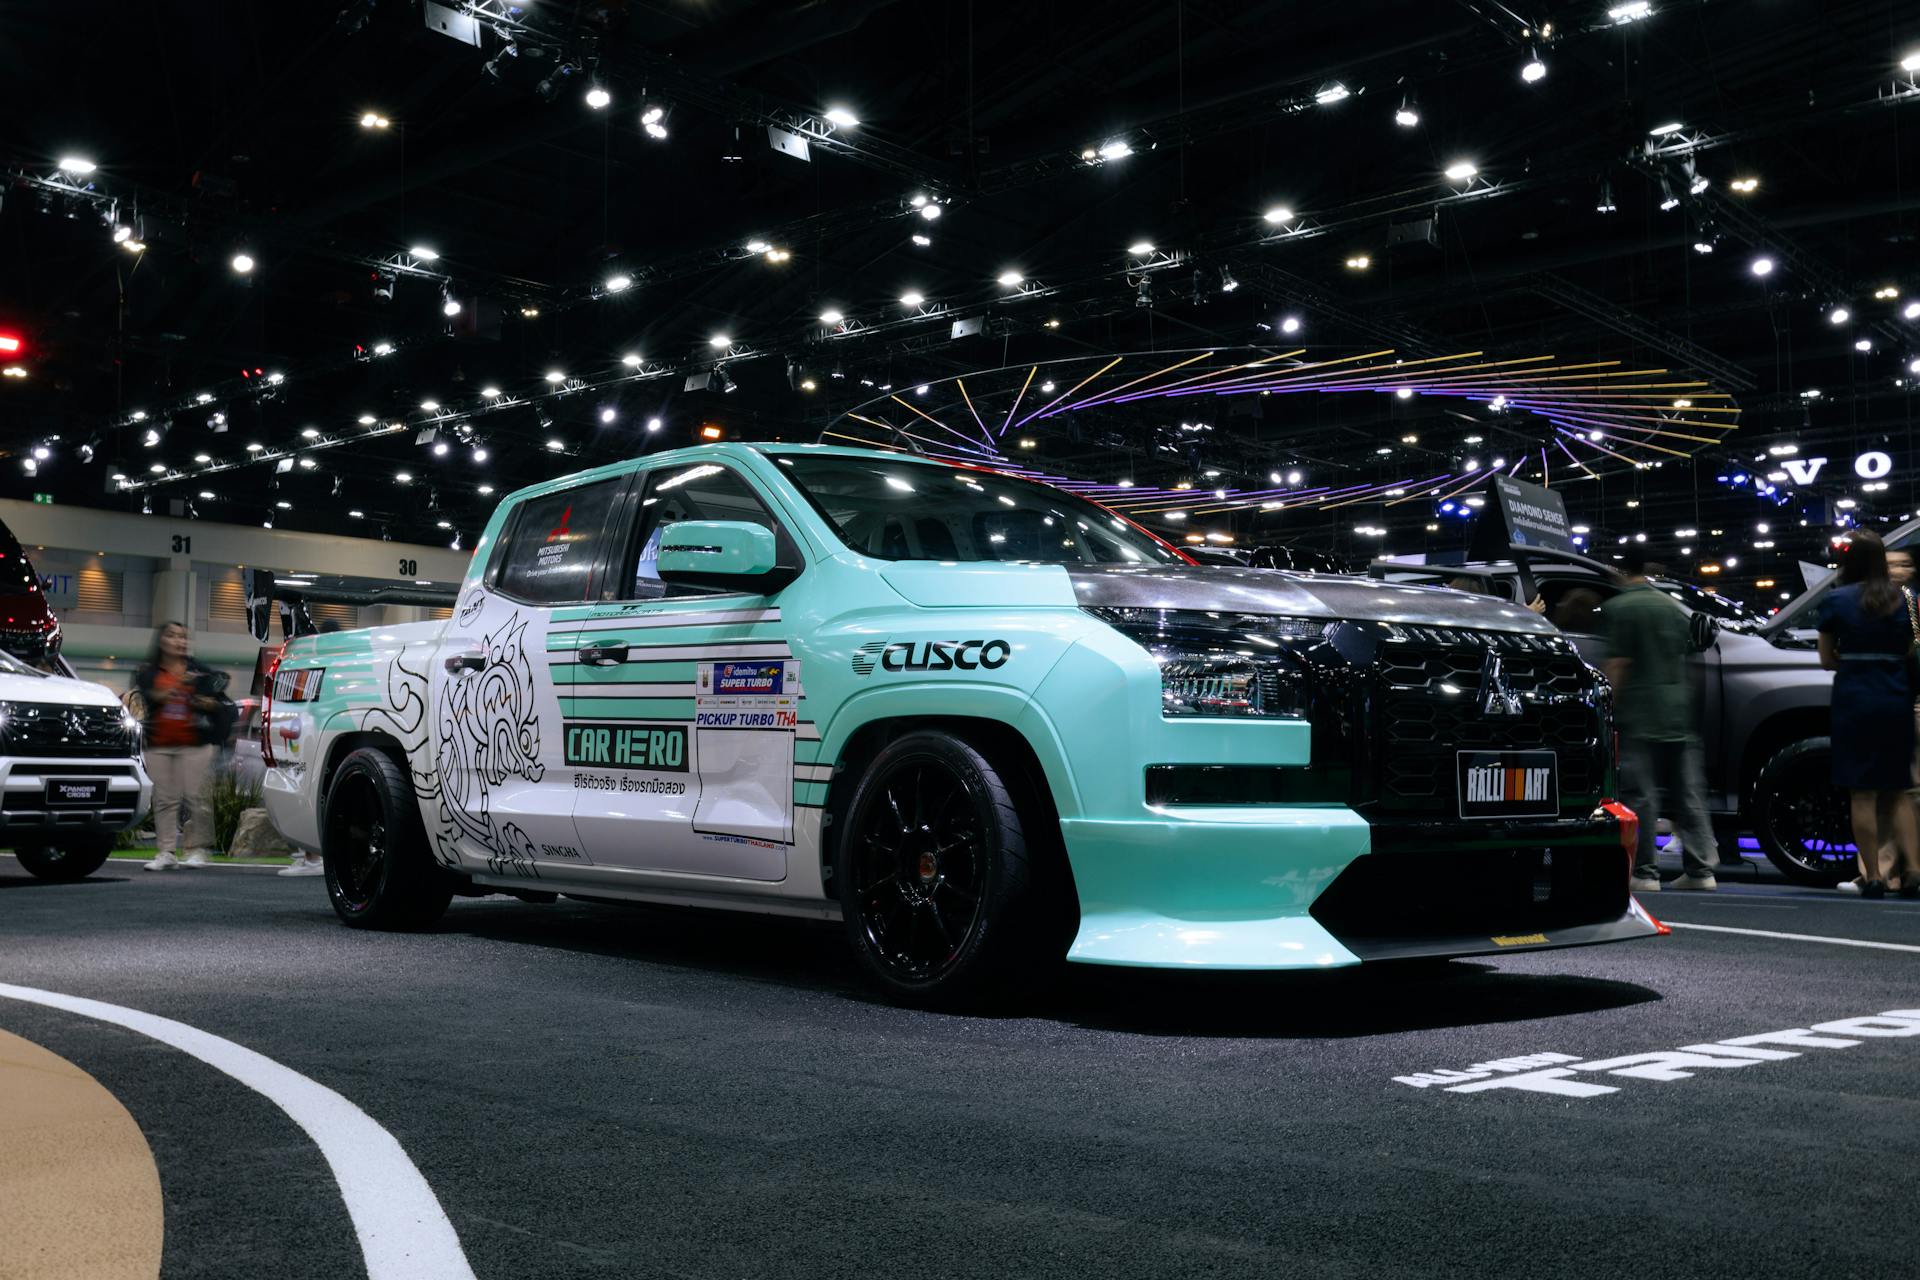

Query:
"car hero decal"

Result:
[[565, 722, 689, 771], [850, 638, 1012, 676]]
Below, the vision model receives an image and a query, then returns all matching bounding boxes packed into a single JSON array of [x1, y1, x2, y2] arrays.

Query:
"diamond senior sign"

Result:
[[1473, 476, 1577, 557]]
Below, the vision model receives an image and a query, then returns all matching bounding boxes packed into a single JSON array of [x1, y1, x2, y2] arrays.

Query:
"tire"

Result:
[[834, 730, 1062, 1007], [321, 747, 452, 929], [13, 837, 112, 882], [1748, 737, 1854, 886]]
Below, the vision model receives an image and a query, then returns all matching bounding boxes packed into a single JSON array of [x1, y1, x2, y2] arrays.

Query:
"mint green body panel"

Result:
[[264, 441, 1377, 968]]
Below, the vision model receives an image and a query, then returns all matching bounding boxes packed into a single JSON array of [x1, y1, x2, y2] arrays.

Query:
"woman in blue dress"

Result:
[[1816, 529, 1920, 898]]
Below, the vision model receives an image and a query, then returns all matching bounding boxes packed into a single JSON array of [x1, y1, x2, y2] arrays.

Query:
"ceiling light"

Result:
[[545, 369, 567, 382], [824, 106, 860, 127], [246, 442, 264, 451], [1750, 256, 1775, 277], [111, 224, 132, 243], [1831, 307, 1851, 325], [1731, 176, 1759, 193], [297, 458, 316, 470], [911, 233, 932, 247], [605, 273, 633, 292], [519, 308, 540, 318], [421, 399, 440, 412], [1040, 381, 1056, 392], [198, 490, 214, 499], [1280, 315, 1301, 334], [1394, 99, 1419, 128], [348, 509, 364, 518], [997, 270, 1024, 287], [472, 447, 489, 463], [646, 417, 663, 432], [899, 291, 925, 308], [359, 113, 390, 130], [149, 462, 166, 473], [1906, 302, 1920, 319], [641, 104, 667, 125], [1395, 387, 1414, 400], [819, 308, 845, 326], [1286, 470, 1303, 485], [372, 342, 394, 355], [1345, 255, 1371, 271], [409, 245, 439, 261], [1443, 161, 1477, 181], [1902, 50, 1920, 72], [584, 86, 611, 110], [1218, 267, 1239, 293], [1128, 240, 1155, 256], [1658, 176, 1681, 211], [1097, 140, 1133, 160], [1692, 239, 1715, 255], [1314, 82, 1350, 106], [1689, 175, 1710, 194], [1649, 121, 1684, 136], [763, 248, 790, 263], [442, 297, 462, 317], [1521, 51, 1547, 83], [620, 353, 642, 368], [708, 334, 732, 349], [122, 239, 145, 253], [356, 414, 377, 425], [57, 156, 96, 175], [1262, 206, 1295, 226], [1608, 2, 1653, 22], [395, 471, 412, 483], [1855, 338, 1873, 352], [918, 204, 942, 222], [230, 253, 255, 274], [432, 441, 450, 456], [301, 426, 321, 439]]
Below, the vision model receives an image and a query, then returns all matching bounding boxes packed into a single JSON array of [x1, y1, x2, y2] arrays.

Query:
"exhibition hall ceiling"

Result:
[[2, 1, 1917, 598]]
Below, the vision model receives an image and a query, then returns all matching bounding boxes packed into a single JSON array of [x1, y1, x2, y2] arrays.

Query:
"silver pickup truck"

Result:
[[1372, 547, 1847, 885]]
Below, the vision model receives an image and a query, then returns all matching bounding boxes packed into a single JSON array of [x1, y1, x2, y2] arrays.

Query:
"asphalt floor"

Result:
[[1, 848, 1915, 1280]]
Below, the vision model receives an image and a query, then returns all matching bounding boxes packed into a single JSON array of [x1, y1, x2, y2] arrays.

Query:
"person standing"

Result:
[[1816, 529, 1920, 899], [1604, 544, 1720, 892], [135, 622, 229, 871]]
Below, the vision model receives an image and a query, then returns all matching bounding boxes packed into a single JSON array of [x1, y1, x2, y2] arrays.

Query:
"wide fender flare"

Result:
[[812, 684, 1083, 820]]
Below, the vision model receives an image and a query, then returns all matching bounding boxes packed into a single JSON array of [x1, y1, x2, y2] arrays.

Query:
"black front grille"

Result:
[[0, 703, 136, 758], [1365, 631, 1605, 816]]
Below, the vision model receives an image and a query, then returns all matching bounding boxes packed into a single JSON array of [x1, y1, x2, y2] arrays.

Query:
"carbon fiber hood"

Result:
[[1067, 565, 1560, 635]]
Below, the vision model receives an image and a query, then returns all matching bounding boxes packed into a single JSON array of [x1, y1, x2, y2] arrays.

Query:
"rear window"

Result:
[[493, 479, 622, 604]]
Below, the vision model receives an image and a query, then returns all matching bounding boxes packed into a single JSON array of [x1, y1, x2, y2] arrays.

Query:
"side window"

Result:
[[625, 463, 796, 600], [491, 479, 623, 604], [1538, 577, 1618, 635]]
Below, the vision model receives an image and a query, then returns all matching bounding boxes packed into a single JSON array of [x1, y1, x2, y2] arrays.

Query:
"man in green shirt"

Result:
[[1603, 543, 1720, 891]]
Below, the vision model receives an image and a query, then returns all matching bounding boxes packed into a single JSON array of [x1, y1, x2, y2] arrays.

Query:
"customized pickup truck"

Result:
[[262, 443, 1658, 1003]]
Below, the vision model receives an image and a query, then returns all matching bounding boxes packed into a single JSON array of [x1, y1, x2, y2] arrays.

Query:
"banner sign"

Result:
[[1472, 477, 1576, 557]]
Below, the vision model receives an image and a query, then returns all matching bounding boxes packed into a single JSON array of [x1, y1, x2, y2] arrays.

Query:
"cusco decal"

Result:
[[564, 722, 689, 771], [850, 638, 1011, 676]]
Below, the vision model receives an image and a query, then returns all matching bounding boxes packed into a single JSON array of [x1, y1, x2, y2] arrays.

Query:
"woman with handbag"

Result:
[[134, 621, 232, 871], [1816, 531, 1920, 898]]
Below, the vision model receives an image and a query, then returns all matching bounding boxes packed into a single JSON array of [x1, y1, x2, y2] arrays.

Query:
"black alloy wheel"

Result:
[[836, 730, 1055, 1006], [321, 746, 452, 928], [13, 837, 112, 882], [1749, 738, 1855, 886]]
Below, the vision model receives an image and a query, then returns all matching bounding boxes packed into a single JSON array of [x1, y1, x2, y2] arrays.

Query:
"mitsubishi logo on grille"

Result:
[[1479, 651, 1525, 718]]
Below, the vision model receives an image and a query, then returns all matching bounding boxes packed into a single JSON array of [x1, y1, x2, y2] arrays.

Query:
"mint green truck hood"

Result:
[[878, 561, 1558, 633]]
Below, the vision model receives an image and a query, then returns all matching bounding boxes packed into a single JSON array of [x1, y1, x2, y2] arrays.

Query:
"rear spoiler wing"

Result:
[[244, 568, 461, 643]]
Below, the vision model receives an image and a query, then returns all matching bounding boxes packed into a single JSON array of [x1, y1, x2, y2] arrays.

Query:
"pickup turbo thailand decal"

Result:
[[849, 638, 1011, 676]]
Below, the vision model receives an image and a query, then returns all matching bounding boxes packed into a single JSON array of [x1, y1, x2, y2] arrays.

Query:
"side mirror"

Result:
[[1688, 611, 1720, 653], [657, 521, 798, 593]]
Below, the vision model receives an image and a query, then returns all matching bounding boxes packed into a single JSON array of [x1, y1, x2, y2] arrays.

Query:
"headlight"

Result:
[[1086, 607, 1328, 719]]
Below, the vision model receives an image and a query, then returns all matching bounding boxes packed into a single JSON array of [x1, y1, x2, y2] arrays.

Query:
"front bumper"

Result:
[[1061, 808, 1658, 969], [0, 755, 151, 843]]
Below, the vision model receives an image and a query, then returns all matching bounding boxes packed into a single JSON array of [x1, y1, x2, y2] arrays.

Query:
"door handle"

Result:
[[443, 652, 485, 675], [577, 642, 630, 667]]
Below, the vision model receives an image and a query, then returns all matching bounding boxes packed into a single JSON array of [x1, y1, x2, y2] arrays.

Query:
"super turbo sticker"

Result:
[[564, 722, 688, 771]]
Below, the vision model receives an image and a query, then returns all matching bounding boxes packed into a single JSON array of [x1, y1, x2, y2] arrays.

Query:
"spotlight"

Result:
[[819, 308, 845, 326], [1280, 315, 1301, 334], [1345, 255, 1371, 271], [646, 417, 663, 432], [1521, 50, 1547, 83], [1263, 206, 1294, 225], [918, 204, 942, 222], [544, 369, 567, 383], [1692, 239, 1715, 255], [1313, 82, 1350, 105], [359, 112, 391, 130], [1219, 267, 1239, 293], [230, 253, 255, 274], [824, 106, 860, 127], [1730, 176, 1759, 193], [546, 438, 565, 451], [1596, 180, 1617, 213], [600, 407, 617, 423], [621, 353, 642, 367], [112, 224, 132, 243], [1750, 256, 1775, 277], [713, 369, 737, 395], [473, 447, 489, 462], [1658, 176, 1680, 211], [709, 333, 732, 348], [1127, 240, 1155, 256], [432, 442, 450, 456], [1830, 307, 1851, 325], [1902, 50, 1920, 72], [421, 399, 440, 412], [442, 296, 462, 317], [57, 156, 96, 175], [605, 273, 633, 292], [409, 245, 439, 260], [129, 410, 147, 422], [911, 233, 932, 247], [1855, 339, 1873, 352], [899, 291, 925, 309], [1395, 387, 1414, 400], [1443, 161, 1477, 182], [585, 86, 611, 110], [1393, 98, 1419, 128], [1608, 2, 1652, 22]]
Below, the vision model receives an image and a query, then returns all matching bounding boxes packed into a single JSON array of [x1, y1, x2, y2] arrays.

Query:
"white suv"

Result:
[[0, 648, 152, 880]]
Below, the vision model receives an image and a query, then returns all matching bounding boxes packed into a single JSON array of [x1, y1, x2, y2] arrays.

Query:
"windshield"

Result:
[[774, 455, 1188, 566], [1656, 579, 1764, 628], [0, 647, 48, 678]]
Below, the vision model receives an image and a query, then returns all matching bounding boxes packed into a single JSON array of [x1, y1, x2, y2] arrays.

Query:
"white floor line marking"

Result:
[[0, 983, 475, 1280], [1663, 921, 1920, 953]]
